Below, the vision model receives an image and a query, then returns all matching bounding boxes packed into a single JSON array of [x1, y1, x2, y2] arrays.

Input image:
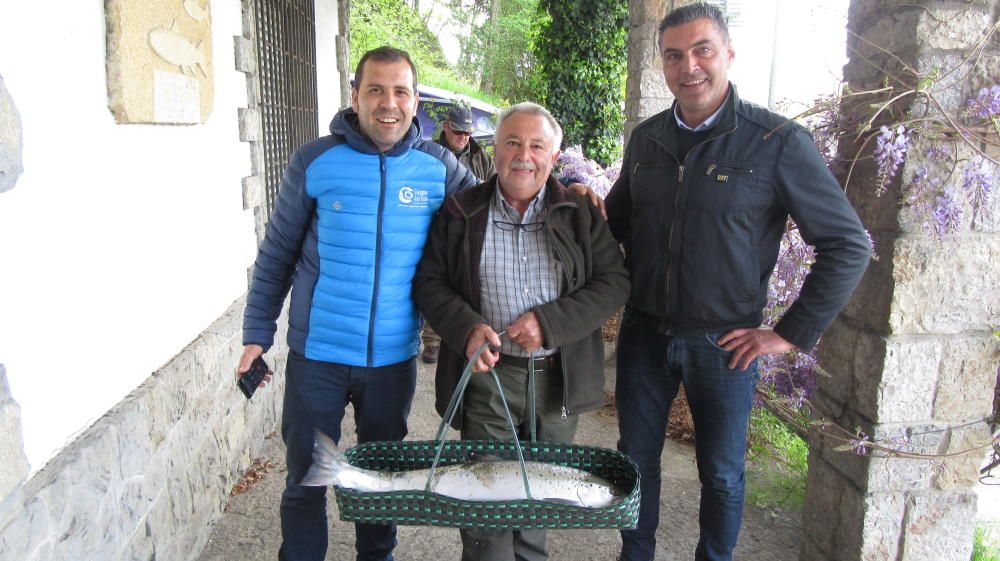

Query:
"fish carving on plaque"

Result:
[[105, 0, 214, 124]]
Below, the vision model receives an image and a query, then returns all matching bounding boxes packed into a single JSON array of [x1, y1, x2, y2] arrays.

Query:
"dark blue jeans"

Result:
[[279, 350, 417, 561], [616, 309, 759, 561]]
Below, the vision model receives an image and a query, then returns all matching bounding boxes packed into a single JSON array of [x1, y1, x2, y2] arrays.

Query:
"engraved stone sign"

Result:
[[106, 0, 214, 124]]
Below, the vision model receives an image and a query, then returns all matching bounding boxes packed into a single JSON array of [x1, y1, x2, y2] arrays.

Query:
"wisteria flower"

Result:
[[961, 156, 994, 222], [931, 189, 964, 237], [965, 84, 1000, 119], [556, 146, 613, 199], [873, 125, 909, 195]]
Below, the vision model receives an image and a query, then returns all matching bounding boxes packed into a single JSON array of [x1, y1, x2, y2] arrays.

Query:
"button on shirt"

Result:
[[479, 184, 561, 357]]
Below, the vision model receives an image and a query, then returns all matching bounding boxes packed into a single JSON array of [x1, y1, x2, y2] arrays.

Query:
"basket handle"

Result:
[[425, 340, 533, 500]]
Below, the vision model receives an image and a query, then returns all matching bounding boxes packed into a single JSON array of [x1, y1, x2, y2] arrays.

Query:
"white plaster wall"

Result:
[[0, 1, 256, 470], [315, 0, 344, 121]]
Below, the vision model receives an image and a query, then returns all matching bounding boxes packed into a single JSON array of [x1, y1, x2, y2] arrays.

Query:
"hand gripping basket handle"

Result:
[[425, 341, 542, 500]]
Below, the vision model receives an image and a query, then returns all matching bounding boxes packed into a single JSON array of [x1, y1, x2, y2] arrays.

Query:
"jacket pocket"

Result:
[[685, 160, 768, 212]]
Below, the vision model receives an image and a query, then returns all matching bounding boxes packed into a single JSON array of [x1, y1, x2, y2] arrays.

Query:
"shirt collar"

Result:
[[493, 182, 547, 221], [674, 94, 728, 132]]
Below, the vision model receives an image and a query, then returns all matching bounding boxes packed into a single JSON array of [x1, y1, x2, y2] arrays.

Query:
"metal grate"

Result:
[[254, 0, 319, 220]]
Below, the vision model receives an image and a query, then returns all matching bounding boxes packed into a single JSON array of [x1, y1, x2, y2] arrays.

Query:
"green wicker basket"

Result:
[[331, 346, 640, 529]]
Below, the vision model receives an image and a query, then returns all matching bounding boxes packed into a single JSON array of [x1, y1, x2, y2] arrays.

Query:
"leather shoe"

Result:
[[421, 345, 439, 364]]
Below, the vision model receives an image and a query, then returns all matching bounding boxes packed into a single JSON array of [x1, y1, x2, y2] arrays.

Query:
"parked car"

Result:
[[415, 83, 498, 147]]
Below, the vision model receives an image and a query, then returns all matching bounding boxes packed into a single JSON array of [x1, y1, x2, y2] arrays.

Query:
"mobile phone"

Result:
[[238, 356, 269, 399]]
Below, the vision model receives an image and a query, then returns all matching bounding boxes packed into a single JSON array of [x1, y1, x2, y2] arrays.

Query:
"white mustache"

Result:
[[511, 161, 536, 171]]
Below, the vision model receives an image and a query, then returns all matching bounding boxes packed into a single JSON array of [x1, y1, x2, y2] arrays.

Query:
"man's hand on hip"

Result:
[[465, 323, 501, 372], [717, 328, 794, 370], [507, 311, 544, 353]]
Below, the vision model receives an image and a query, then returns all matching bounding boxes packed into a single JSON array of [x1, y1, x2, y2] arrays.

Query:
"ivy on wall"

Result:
[[534, 0, 628, 165]]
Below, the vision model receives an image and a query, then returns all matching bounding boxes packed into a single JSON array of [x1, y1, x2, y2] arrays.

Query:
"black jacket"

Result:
[[436, 134, 496, 182], [414, 176, 630, 428], [605, 85, 869, 351]]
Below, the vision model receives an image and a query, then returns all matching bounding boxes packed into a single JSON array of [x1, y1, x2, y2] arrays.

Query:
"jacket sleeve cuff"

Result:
[[242, 330, 274, 353], [773, 316, 822, 353]]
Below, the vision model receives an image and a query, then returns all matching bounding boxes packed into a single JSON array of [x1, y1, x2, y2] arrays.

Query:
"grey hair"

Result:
[[494, 102, 564, 154], [657, 2, 730, 49]]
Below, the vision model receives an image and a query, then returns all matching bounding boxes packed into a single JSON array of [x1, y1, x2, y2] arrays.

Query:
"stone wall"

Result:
[[0, 74, 23, 193], [0, 297, 288, 561], [0, 365, 29, 499], [800, 2, 1000, 560]]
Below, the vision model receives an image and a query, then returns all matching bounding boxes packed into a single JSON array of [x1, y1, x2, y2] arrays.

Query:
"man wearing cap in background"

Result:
[[437, 104, 495, 183], [421, 104, 498, 363]]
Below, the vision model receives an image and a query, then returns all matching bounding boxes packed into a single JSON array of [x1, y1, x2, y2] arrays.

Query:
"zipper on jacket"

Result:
[[658, 124, 739, 320], [367, 154, 388, 367]]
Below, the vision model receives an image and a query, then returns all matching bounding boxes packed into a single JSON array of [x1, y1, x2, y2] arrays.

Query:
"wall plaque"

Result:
[[106, 0, 214, 124]]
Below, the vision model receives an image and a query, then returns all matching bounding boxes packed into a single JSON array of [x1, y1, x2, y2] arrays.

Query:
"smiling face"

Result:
[[351, 59, 419, 152], [659, 17, 734, 128], [493, 112, 560, 205]]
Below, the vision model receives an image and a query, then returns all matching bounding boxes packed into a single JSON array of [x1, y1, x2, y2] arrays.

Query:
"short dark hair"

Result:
[[658, 2, 730, 48], [353, 46, 418, 91]]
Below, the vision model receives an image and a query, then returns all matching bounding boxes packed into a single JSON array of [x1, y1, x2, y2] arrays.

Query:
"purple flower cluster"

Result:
[[556, 146, 614, 199], [873, 125, 909, 195], [931, 189, 964, 237], [761, 350, 819, 407], [849, 430, 870, 456], [965, 85, 1000, 119], [961, 156, 994, 223]]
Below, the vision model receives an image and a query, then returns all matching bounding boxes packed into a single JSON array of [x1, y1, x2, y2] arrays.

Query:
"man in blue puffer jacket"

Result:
[[236, 46, 477, 561]]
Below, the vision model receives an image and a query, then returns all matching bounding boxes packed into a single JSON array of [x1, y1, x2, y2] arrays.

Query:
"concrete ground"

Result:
[[195, 348, 804, 561]]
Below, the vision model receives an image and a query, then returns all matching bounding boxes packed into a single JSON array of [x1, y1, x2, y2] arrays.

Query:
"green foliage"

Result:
[[974, 526, 1000, 561], [350, 0, 474, 93], [534, 0, 627, 165], [452, 0, 547, 104], [745, 408, 808, 509]]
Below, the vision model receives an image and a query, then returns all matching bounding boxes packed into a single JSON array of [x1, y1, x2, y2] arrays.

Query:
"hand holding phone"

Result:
[[238, 356, 269, 399]]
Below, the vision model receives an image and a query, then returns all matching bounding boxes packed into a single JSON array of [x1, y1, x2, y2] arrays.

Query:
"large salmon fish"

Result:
[[301, 431, 624, 509]]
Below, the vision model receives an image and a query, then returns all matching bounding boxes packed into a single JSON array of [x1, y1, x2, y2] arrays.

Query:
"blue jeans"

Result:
[[279, 350, 417, 561], [616, 309, 759, 561]]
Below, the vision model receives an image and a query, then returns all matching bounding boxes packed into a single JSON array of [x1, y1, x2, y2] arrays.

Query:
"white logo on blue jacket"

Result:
[[398, 186, 429, 208]]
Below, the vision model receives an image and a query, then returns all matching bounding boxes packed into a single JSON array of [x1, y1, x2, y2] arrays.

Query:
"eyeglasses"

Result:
[[493, 219, 545, 232], [450, 130, 472, 137]]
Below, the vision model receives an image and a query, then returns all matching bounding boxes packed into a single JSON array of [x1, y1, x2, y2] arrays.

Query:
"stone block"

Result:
[[838, 237, 894, 333], [932, 335, 999, 421], [898, 490, 977, 561], [239, 107, 261, 142], [801, 451, 846, 557], [847, 5, 922, 64], [629, 0, 668, 24], [870, 336, 941, 422], [233, 36, 256, 74], [856, 490, 906, 561], [0, 365, 29, 499], [815, 320, 859, 409], [915, 5, 992, 51], [242, 175, 263, 210], [889, 235, 1000, 334], [0, 75, 24, 194]]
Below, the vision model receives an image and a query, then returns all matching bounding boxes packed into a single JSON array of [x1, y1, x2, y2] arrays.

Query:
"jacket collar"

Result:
[[436, 132, 484, 158], [647, 83, 740, 157], [329, 107, 423, 157]]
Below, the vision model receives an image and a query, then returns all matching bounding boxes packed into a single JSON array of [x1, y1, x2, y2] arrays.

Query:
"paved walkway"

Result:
[[195, 350, 805, 561]]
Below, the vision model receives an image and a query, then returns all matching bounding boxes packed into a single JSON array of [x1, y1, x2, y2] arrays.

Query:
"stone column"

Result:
[[0, 365, 30, 499], [624, 0, 671, 144], [801, 2, 1000, 561]]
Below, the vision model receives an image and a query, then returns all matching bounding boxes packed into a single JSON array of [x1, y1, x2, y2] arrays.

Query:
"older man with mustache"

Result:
[[415, 102, 630, 561]]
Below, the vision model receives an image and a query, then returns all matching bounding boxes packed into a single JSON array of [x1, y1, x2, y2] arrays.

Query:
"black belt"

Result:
[[497, 353, 561, 373]]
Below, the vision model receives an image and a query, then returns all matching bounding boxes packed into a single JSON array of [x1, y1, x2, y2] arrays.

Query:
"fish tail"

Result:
[[300, 430, 352, 486]]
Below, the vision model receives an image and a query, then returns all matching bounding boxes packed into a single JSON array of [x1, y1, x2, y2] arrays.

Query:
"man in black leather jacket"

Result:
[[605, 4, 870, 561]]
